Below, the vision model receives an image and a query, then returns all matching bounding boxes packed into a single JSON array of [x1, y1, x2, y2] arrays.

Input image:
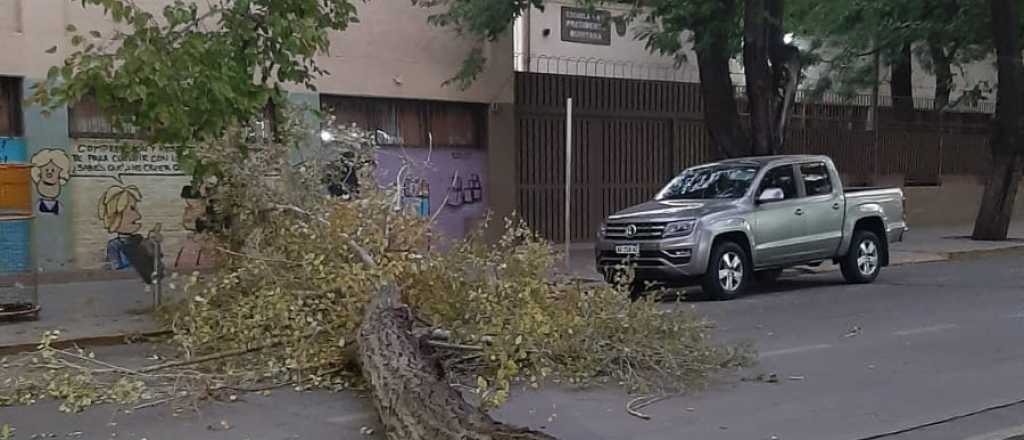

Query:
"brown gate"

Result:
[[515, 72, 710, 242]]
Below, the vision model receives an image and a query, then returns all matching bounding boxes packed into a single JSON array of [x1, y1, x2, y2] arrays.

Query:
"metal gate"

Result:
[[515, 72, 712, 242]]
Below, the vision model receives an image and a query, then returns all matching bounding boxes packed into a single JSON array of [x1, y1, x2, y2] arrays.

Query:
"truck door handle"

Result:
[[832, 203, 841, 210], [794, 208, 804, 216]]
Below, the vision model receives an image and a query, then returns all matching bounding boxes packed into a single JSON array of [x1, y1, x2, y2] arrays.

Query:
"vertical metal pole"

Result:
[[564, 97, 573, 272], [152, 240, 162, 309], [871, 46, 881, 184]]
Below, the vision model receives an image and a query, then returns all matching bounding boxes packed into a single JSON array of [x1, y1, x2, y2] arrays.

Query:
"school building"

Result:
[[0, 0, 1018, 278]]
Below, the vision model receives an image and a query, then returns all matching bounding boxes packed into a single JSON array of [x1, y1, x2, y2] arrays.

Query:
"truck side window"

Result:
[[800, 162, 834, 196], [761, 165, 798, 199]]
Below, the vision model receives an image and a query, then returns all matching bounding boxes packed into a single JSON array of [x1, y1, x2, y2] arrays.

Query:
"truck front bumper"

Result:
[[594, 236, 706, 283]]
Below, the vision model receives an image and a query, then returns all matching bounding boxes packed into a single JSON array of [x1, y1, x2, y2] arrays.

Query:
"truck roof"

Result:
[[716, 154, 831, 167]]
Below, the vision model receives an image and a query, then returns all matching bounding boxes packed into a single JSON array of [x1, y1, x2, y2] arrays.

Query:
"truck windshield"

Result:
[[655, 165, 760, 200]]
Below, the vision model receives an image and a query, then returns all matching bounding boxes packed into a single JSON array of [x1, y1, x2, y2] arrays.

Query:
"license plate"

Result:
[[615, 244, 640, 255]]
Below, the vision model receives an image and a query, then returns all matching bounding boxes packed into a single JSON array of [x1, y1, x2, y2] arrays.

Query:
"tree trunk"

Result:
[[694, 0, 749, 159], [890, 44, 915, 122], [972, 0, 1022, 240], [927, 43, 954, 111], [356, 284, 557, 440], [743, 0, 775, 156], [767, 0, 799, 150]]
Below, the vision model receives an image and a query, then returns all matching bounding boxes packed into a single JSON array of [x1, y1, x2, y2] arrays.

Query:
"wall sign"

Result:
[[560, 6, 612, 46], [70, 142, 184, 179]]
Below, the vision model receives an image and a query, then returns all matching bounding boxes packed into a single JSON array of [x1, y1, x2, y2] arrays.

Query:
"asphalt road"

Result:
[[4, 253, 1024, 440]]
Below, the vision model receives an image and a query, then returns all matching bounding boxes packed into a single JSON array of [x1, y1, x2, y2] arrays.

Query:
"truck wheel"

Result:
[[755, 269, 783, 285], [702, 241, 751, 300], [841, 230, 882, 284]]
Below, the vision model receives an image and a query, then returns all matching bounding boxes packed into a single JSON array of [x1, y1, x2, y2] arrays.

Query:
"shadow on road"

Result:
[[639, 275, 846, 303]]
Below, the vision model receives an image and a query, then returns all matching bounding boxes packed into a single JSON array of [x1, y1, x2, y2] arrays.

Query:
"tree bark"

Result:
[[694, 0, 749, 159], [928, 42, 953, 112], [972, 0, 1022, 240], [356, 284, 557, 440], [744, 0, 775, 156], [890, 44, 916, 122]]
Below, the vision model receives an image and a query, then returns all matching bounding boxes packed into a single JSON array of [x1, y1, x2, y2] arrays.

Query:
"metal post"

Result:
[[564, 97, 573, 272], [152, 239, 162, 309], [871, 46, 881, 184]]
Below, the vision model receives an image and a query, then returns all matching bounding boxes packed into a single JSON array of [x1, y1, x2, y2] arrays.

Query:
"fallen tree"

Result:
[[2, 123, 750, 438], [358, 284, 557, 440]]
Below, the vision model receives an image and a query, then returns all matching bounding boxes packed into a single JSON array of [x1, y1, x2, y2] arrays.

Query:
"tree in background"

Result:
[[788, 0, 991, 114], [972, 0, 1022, 240]]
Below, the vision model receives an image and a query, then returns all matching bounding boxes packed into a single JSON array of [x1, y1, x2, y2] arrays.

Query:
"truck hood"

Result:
[[607, 199, 737, 223]]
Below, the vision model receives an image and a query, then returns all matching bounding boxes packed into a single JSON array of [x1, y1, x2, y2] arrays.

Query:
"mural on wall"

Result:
[[30, 149, 73, 216], [97, 184, 146, 271], [376, 148, 487, 240], [402, 177, 431, 218], [70, 143, 183, 178], [62, 140, 215, 272]]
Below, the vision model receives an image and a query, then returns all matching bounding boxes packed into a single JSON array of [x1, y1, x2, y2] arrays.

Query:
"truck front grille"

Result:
[[603, 222, 666, 240], [598, 251, 691, 267]]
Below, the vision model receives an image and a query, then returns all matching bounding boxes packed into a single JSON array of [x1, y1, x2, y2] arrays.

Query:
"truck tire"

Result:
[[702, 241, 751, 300], [841, 230, 882, 284]]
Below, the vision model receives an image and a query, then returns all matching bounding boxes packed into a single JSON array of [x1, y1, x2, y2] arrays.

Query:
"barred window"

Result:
[[321, 95, 485, 148]]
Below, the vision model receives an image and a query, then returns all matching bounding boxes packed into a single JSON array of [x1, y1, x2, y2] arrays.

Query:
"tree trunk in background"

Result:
[[972, 0, 1022, 240], [928, 42, 953, 111], [891, 44, 915, 122], [768, 0, 800, 150], [744, 0, 775, 156], [743, 0, 799, 156], [695, 0, 750, 159], [357, 284, 557, 440]]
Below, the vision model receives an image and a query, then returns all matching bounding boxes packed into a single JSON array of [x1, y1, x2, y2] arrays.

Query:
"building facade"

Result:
[[0, 0, 516, 274], [518, 0, 999, 108]]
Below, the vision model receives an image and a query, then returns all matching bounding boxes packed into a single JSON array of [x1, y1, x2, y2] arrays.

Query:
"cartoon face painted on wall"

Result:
[[30, 149, 73, 215]]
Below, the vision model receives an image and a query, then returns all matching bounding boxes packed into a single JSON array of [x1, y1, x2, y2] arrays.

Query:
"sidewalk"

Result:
[[0, 278, 169, 353], [567, 221, 1024, 281]]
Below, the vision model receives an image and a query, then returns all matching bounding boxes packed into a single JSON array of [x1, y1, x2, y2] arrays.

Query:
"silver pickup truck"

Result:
[[596, 155, 907, 300]]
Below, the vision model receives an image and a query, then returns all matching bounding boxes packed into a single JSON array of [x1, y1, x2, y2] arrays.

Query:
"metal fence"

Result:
[[515, 71, 992, 242]]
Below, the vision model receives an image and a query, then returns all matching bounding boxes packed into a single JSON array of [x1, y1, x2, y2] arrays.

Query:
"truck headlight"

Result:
[[663, 220, 696, 238], [598, 223, 607, 237]]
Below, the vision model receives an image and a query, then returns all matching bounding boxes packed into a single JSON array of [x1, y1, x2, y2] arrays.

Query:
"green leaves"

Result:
[[32, 0, 361, 181]]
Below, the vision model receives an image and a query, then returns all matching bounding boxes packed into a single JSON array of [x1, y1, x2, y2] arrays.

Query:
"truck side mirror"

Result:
[[758, 187, 785, 203]]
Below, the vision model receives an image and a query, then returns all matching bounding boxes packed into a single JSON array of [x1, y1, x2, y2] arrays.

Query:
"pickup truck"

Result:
[[596, 155, 907, 300]]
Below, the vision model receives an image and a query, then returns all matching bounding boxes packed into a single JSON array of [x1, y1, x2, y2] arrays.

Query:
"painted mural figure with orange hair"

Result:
[[97, 185, 144, 270]]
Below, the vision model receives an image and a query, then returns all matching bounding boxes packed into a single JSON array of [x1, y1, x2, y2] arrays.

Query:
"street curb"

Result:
[[946, 244, 1024, 260], [0, 329, 171, 356], [574, 243, 1024, 282]]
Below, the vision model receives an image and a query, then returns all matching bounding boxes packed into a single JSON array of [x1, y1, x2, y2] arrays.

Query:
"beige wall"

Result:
[[0, 0, 170, 78], [0, 0, 515, 106], [519, 0, 716, 84], [314, 2, 514, 104]]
